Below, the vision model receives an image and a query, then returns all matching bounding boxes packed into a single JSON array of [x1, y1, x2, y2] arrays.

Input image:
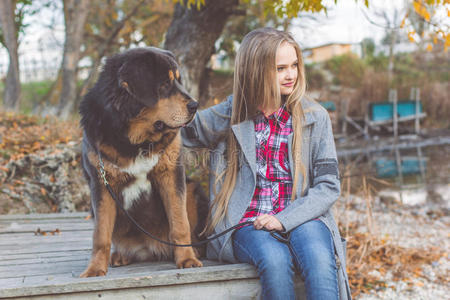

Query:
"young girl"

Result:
[[182, 28, 351, 300]]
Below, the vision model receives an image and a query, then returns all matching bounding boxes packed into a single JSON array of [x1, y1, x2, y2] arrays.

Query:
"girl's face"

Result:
[[276, 42, 298, 96]]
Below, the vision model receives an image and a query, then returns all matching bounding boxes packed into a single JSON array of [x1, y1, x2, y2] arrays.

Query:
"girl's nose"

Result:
[[285, 69, 293, 80]]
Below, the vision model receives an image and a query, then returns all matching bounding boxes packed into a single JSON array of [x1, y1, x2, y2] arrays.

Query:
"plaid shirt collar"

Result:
[[255, 104, 290, 130]]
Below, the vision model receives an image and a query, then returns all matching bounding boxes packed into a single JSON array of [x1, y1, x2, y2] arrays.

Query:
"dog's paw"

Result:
[[176, 256, 203, 268], [79, 266, 107, 278], [110, 251, 131, 267]]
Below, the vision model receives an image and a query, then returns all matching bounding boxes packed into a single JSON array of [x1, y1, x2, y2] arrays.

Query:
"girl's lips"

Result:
[[282, 82, 294, 87]]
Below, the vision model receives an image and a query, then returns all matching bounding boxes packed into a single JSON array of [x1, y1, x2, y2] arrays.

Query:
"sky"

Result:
[[292, 0, 406, 48], [0, 0, 413, 79]]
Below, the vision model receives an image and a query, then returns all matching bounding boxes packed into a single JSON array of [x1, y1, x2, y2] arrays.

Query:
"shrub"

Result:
[[324, 54, 366, 88]]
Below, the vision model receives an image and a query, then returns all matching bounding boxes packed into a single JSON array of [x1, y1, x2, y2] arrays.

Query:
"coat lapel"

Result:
[[231, 120, 257, 179], [288, 110, 316, 194]]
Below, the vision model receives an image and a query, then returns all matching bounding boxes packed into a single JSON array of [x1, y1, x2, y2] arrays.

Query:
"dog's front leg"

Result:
[[80, 188, 116, 277], [156, 168, 203, 268]]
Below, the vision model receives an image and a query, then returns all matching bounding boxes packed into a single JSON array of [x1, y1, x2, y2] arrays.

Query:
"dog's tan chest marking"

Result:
[[120, 154, 159, 210]]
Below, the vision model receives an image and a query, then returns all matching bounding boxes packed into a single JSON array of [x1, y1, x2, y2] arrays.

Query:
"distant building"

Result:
[[303, 43, 361, 64]]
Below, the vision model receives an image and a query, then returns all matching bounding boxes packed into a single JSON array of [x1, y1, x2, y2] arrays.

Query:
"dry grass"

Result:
[[338, 170, 447, 298]]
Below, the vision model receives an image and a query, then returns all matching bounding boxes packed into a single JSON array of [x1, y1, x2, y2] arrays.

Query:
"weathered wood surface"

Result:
[[0, 213, 305, 299], [337, 135, 450, 157]]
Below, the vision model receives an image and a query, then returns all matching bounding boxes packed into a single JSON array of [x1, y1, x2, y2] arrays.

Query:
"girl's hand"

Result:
[[254, 214, 283, 231]]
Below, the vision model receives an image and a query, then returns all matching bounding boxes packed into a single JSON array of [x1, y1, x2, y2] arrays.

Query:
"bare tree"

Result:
[[77, 0, 147, 101], [361, 3, 404, 85], [0, 0, 21, 111], [57, 0, 90, 119]]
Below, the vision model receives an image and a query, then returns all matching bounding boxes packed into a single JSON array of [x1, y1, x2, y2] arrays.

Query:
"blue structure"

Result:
[[374, 157, 427, 178], [369, 101, 423, 122], [319, 101, 337, 112]]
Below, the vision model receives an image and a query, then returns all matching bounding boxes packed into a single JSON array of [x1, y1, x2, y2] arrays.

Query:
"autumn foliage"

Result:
[[0, 111, 81, 165]]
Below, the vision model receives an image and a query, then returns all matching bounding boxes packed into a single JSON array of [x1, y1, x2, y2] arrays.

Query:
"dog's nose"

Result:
[[187, 101, 198, 113]]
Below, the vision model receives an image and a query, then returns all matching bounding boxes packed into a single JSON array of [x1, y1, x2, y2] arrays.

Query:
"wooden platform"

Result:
[[0, 213, 305, 299]]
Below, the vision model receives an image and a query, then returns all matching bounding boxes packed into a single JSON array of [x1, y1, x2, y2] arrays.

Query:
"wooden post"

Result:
[[394, 147, 404, 202], [414, 87, 421, 134], [417, 145, 425, 185], [341, 98, 349, 136], [389, 89, 398, 139]]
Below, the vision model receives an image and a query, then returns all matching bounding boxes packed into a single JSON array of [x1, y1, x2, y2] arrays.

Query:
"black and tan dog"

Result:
[[79, 47, 207, 277]]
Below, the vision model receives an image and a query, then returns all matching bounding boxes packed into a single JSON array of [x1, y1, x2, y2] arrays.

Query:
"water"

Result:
[[338, 144, 450, 207]]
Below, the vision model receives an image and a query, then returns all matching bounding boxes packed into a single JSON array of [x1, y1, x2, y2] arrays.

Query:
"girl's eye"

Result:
[[277, 67, 284, 72], [293, 63, 298, 68]]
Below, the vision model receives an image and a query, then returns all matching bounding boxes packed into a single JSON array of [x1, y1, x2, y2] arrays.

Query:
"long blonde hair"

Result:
[[206, 28, 307, 234]]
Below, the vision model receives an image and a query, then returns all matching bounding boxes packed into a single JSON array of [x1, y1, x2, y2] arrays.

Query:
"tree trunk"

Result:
[[0, 0, 21, 111], [387, 29, 397, 86], [57, 0, 90, 119], [164, 0, 239, 104]]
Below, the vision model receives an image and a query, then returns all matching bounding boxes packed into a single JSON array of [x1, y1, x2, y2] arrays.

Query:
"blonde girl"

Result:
[[182, 27, 351, 300]]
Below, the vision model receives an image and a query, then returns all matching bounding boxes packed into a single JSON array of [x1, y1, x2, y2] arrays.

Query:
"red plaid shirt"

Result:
[[240, 105, 293, 223]]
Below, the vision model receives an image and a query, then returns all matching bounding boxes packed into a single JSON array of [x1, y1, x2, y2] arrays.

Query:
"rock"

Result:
[[1, 143, 89, 214]]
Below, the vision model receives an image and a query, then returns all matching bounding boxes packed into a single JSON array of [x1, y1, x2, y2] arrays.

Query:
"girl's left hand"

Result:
[[254, 214, 284, 231]]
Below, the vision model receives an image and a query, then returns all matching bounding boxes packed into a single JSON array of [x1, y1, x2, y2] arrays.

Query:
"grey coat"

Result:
[[181, 96, 351, 300]]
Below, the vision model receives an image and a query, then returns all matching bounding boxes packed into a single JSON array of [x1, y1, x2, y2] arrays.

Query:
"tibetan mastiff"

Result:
[[79, 47, 207, 277]]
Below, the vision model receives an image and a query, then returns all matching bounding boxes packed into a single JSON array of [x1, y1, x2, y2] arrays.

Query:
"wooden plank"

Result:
[[0, 263, 261, 298], [0, 235, 92, 247], [2, 275, 305, 300], [1, 259, 208, 279], [0, 222, 93, 234], [0, 250, 91, 262], [0, 213, 89, 221], [0, 231, 92, 245], [0, 243, 92, 255], [0, 218, 91, 224], [0, 254, 90, 267], [0, 259, 88, 278], [0, 240, 92, 254], [5, 278, 306, 300], [0, 261, 223, 287], [337, 136, 450, 157]]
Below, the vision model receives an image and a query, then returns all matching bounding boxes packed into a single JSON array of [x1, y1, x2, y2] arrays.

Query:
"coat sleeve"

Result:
[[276, 110, 340, 232], [181, 95, 233, 149]]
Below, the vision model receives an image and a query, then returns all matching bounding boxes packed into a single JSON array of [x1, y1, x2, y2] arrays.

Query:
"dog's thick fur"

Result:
[[79, 47, 207, 277]]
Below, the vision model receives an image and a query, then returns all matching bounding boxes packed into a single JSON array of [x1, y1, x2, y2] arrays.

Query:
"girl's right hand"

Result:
[[254, 214, 283, 231]]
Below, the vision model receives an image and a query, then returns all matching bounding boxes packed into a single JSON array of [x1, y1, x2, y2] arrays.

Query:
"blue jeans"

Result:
[[232, 219, 338, 300]]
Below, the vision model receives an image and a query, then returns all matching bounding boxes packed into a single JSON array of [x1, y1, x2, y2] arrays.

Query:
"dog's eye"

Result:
[[154, 121, 165, 131]]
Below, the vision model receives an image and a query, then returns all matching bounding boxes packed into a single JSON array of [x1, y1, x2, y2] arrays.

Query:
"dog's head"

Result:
[[113, 47, 198, 146]]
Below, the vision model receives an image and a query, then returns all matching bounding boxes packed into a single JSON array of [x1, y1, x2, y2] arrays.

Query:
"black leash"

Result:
[[97, 150, 254, 247]]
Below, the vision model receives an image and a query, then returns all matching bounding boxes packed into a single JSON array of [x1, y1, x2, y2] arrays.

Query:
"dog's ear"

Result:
[[118, 63, 134, 96], [119, 78, 133, 96], [117, 59, 158, 105]]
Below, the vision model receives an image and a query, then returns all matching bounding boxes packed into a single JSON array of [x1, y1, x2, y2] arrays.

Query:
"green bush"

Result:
[[305, 63, 326, 89], [324, 53, 365, 88]]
